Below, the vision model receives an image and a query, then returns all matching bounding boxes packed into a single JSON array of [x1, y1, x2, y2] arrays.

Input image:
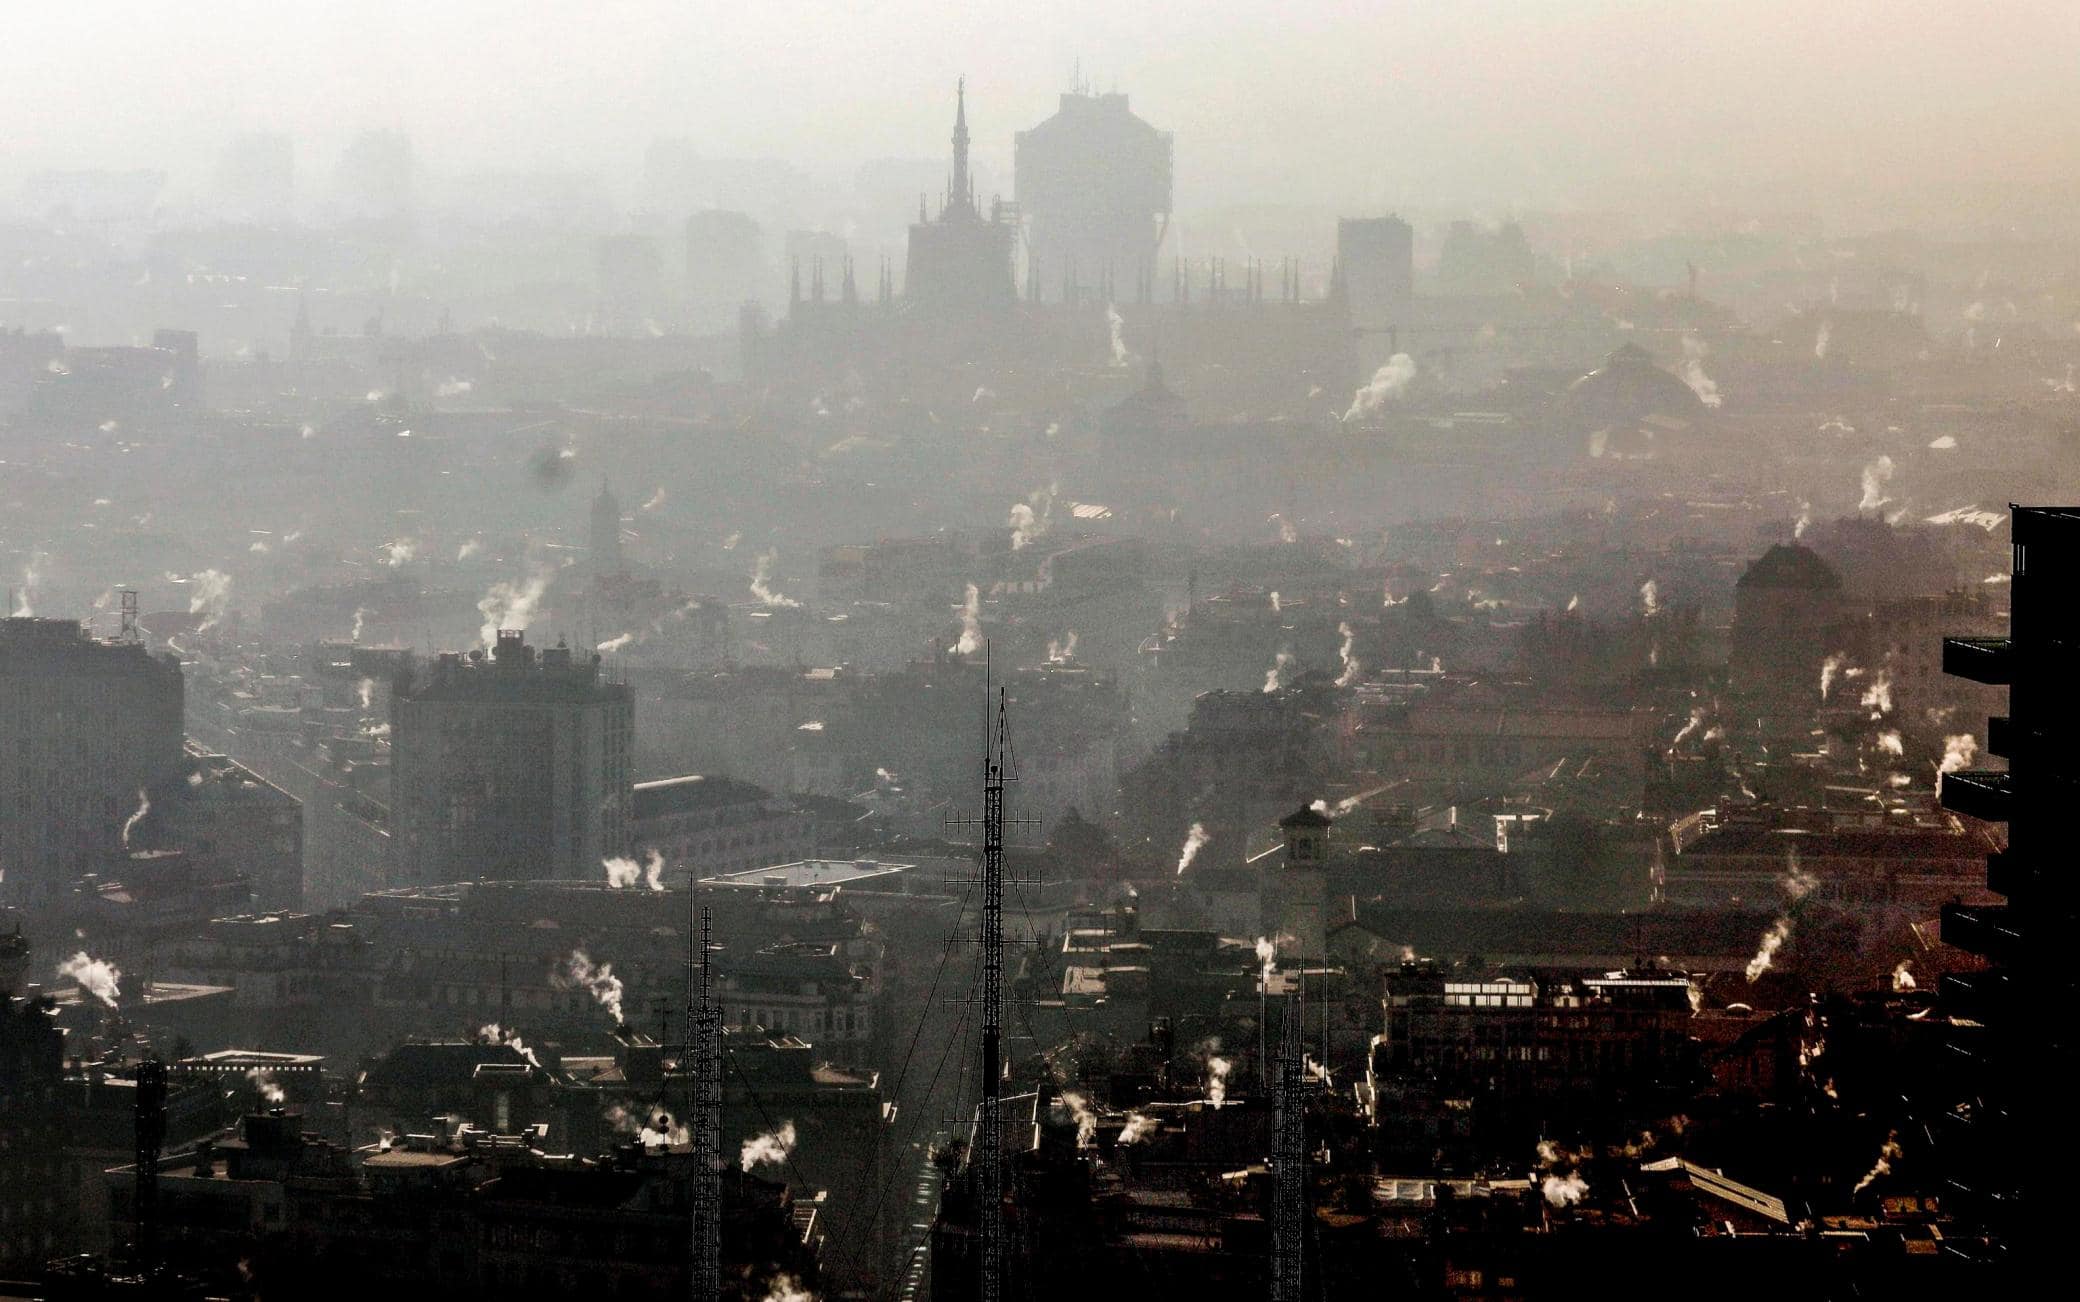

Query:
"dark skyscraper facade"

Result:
[[1015, 88, 1173, 304]]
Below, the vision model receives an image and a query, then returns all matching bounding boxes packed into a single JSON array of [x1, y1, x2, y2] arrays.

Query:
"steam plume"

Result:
[[1680, 335, 1722, 408], [476, 570, 552, 650], [247, 1068, 286, 1105], [1891, 961, 1916, 992], [120, 788, 150, 848], [187, 569, 232, 631], [1335, 622, 1360, 687], [1820, 653, 1845, 701], [748, 550, 801, 608], [1176, 822, 1210, 875], [954, 583, 982, 655], [1205, 1056, 1232, 1107], [553, 949, 623, 1024], [1262, 649, 1295, 693], [1105, 304, 1132, 367], [1342, 353, 1416, 421], [57, 952, 121, 1007], [740, 1121, 797, 1171], [1118, 1113, 1157, 1144], [1852, 1132, 1903, 1194], [1857, 455, 1895, 515]]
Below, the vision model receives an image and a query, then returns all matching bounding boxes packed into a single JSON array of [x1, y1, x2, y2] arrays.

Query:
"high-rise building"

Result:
[[0, 988, 64, 1273], [1938, 505, 2077, 1263], [0, 617, 185, 904], [904, 80, 1017, 315], [1337, 216, 1414, 370], [684, 209, 767, 331], [390, 632, 633, 885], [1014, 88, 1173, 304], [590, 481, 625, 578]]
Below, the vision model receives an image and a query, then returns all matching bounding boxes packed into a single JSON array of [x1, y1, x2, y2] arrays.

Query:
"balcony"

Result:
[[1941, 902, 2022, 965], [1943, 637, 2012, 685], [1940, 770, 2012, 823]]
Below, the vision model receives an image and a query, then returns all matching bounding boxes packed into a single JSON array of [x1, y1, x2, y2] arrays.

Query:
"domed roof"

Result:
[[1556, 343, 1704, 424], [1736, 543, 1841, 591]]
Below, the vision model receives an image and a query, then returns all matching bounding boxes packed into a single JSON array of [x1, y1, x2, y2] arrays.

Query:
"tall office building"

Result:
[[1939, 505, 2077, 1263], [390, 631, 633, 885], [1014, 87, 1173, 304], [1338, 216, 1415, 371], [0, 617, 185, 904]]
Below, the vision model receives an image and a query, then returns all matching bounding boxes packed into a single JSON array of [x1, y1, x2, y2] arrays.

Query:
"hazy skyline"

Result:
[[7, 0, 2080, 229]]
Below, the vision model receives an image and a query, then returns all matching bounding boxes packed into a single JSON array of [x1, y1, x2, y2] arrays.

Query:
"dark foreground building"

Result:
[[1939, 504, 2076, 1273]]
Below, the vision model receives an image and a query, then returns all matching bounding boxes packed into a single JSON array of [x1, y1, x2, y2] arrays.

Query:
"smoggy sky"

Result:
[[7, 0, 2079, 228]]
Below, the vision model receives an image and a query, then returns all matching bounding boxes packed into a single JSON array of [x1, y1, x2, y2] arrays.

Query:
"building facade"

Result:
[[390, 631, 633, 885], [1, 617, 185, 903]]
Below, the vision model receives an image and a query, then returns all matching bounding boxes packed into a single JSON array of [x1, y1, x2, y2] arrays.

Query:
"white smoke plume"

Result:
[[457, 539, 482, 561], [762, 1276, 814, 1302], [604, 849, 665, 890], [597, 632, 634, 653], [1118, 1113, 1157, 1145], [1342, 353, 1416, 421], [740, 1121, 797, 1172], [57, 951, 121, 1007], [1876, 730, 1904, 757], [1860, 671, 1892, 717], [1813, 321, 1832, 360], [748, 550, 801, 608], [553, 949, 624, 1024], [1536, 1138, 1590, 1207], [1105, 304, 1132, 367], [350, 607, 369, 641], [641, 487, 666, 512], [1335, 622, 1360, 687], [1255, 936, 1276, 984], [1745, 862, 1817, 983], [357, 677, 375, 710], [1542, 1171, 1589, 1208], [1669, 707, 1705, 754], [1639, 579, 1659, 618], [1680, 335, 1723, 408], [1046, 630, 1079, 663], [1205, 1056, 1233, 1107], [383, 539, 416, 567], [1857, 455, 1895, 515], [187, 569, 232, 631], [1009, 483, 1057, 550], [1937, 733, 1977, 778], [247, 1068, 286, 1106], [1794, 502, 1812, 539], [954, 583, 982, 655], [477, 569, 552, 650], [1820, 653, 1845, 701], [1262, 649, 1295, 694], [1058, 1090, 1098, 1146], [120, 788, 150, 848], [1852, 1132, 1903, 1195], [478, 1023, 542, 1068], [1891, 961, 1916, 992], [1176, 822, 1210, 875]]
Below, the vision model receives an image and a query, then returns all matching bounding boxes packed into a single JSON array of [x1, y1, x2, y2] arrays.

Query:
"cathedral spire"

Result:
[[950, 77, 972, 217]]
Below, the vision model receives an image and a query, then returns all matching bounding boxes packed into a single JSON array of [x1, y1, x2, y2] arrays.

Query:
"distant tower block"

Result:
[[1338, 216, 1414, 371], [1015, 86, 1174, 305], [590, 481, 624, 577]]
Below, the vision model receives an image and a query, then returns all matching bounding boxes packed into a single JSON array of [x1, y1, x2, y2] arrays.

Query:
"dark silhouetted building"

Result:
[[1014, 88, 1172, 304], [1729, 543, 1845, 698], [1, 617, 185, 904], [390, 632, 633, 885], [904, 81, 1016, 315]]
